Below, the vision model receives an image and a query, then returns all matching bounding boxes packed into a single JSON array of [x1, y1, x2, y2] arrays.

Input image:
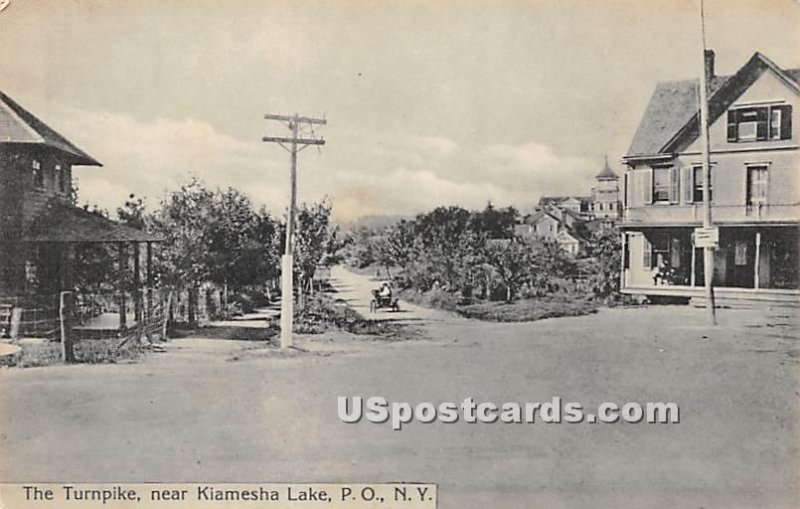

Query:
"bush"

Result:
[[397, 288, 461, 311], [295, 294, 410, 339]]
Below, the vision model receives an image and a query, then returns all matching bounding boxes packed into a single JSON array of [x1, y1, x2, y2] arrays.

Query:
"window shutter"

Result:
[[635, 171, 644, 206], [669, 166, 680, 203], [727, 110, 737, 142], [643, 168, 653, 204], [681, 167, 693, 203], [643, 238, 652, 270], [780, 105, 792, 140], [756, 108, 769, 140], [623, 173, 628, 208]]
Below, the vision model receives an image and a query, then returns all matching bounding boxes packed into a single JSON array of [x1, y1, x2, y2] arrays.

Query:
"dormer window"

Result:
[[727, 104, 792, 142], [32, 159, 43, 188]]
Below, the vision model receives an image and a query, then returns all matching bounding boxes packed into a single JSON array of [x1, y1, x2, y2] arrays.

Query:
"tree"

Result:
[[484, 238, 531, 302], [154, 178, 216, 326], [373, 219, 416, 278], [585, 226, 621, 300], [292, 198, 334, 295], [206, 188, 279, 291], [470, 203, 518, 239]]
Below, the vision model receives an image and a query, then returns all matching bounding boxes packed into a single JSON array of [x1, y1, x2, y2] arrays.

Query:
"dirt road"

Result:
[[1, 267, 797, 508]]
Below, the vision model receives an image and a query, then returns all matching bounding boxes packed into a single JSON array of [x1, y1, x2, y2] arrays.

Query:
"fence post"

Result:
[[59, 291, 75, 363], [161, 290, 173, 340]]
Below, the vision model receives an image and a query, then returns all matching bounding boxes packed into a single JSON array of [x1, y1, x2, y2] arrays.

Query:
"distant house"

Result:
[[0, 91, 160, 337], [515, 209, 586, 256], [517, 209, 562, 241], [620, 51, 799, 304], [537, 195, 593, 218], [556, 229, 583, 257]]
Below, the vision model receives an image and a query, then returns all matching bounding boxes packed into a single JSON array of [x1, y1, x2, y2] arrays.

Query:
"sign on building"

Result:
[[693, 226, 719, 248]]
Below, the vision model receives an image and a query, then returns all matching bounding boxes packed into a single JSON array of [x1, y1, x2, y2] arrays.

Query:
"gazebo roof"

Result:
[[0, 91, 101, 166], [23, 201, 162, 243]]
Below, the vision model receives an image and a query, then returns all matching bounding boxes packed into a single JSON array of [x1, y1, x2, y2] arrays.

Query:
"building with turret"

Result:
[[590, 155, 621, 221]]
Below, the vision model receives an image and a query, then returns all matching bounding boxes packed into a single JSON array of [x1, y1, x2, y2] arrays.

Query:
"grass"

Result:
[[3, 338, 146, 368], [296, 293, 416, 341], [400, 288, 598, 322], [456, 298, 598, 322]]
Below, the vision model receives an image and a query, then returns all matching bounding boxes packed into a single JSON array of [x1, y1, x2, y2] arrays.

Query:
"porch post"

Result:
[[133, 242, 142, 338], [690, 238, 696, 287], [146, 242, 154, 322], [619, 232, 626, 291], [754, 231, 761, 290], [117, 243, 127, 330], [60, 243, 75, 363]]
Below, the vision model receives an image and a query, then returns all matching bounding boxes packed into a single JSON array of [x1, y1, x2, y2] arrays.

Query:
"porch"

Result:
[[0, 202, 164, 360], [621, 224, 800, 302]]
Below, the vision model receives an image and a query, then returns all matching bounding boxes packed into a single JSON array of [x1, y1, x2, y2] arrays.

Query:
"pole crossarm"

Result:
[[264, 113, 327, 125], [262, 136, 326, 145]]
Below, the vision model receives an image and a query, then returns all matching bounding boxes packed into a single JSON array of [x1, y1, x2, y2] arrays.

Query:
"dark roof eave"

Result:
[[2, 140, 102, 167], [622, 153, 675, 163]]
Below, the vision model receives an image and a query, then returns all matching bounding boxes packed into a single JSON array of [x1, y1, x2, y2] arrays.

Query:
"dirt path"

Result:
[[0, 269, 797, 508], [329, 265, 455, 323]]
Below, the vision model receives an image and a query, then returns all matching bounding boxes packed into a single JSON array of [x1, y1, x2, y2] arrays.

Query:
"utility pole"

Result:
[[698, 0, 717, 324], [263, 113, 326, 349]]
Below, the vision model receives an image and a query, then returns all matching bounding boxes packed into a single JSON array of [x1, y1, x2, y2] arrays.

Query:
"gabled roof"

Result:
[[538, 195, 593, 206], [525, 209, 561, 226], [625, 52, 800, 160], [556, 228, 586, 244], [559, 207, 586, 223], [23, 201, 161, 243], [0, 91, 101, 166]]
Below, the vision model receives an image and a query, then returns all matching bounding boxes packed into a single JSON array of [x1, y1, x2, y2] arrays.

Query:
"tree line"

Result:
[[72, 177, 339, 325], [344, 204, 621, 303]]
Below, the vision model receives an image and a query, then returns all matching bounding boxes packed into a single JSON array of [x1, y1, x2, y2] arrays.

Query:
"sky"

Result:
[[1, 0, 798, 222]]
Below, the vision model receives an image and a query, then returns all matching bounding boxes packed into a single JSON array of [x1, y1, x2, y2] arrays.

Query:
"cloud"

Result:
[[48, 106, 597, 222]]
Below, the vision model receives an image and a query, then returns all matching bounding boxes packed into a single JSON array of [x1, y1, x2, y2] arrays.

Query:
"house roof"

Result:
[[0, 91, 101, 166], [538, 195, 593, 206], [23, 201, 161, 243], [559, 207, 586, 222], [556, 228, 586, 245], [625, 52, 800, 159], [525, 209, 561, 226], [596, 155, 618, 179]]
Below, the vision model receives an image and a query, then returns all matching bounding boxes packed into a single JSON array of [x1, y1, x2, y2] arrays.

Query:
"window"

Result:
[[692, 166, 713, 203], [651, 233, 670, 270], [643, 234, 670, 270], [652, 167, 672, 203], [32, 159, 43, 188], [746, 165, 768, 207], [727, 105, 792, 142], [54, 164, 64, 192]]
